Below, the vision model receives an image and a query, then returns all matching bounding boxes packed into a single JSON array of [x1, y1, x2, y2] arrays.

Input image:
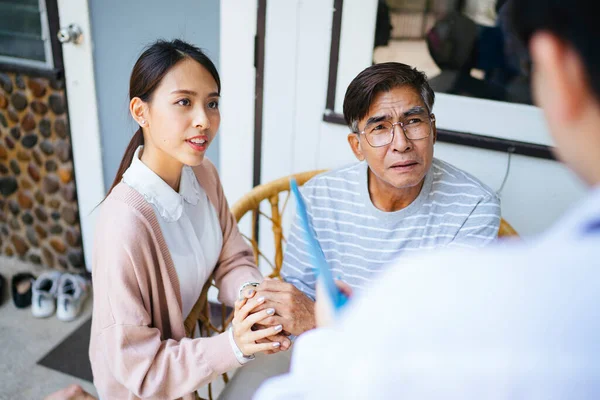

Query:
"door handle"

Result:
[[57, 24, 83, 44]]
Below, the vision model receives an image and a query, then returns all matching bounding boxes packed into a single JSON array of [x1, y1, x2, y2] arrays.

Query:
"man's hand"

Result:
[[252, 278, 316, 336], [315, 279, 353, 328]]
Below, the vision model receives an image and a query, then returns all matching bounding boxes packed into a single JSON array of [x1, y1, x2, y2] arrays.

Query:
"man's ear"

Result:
[[530, 32, 588, 123], [431, 114, 437, 144], [347, 133, 365, 161], [130, 97, 148, 126]]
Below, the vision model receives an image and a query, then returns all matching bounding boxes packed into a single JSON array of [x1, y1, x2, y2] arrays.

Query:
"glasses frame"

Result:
[[357, 113, 436, 148]]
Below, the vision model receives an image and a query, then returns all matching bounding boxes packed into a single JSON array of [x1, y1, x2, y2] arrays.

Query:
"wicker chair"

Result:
[[185, 169, 518, 399]]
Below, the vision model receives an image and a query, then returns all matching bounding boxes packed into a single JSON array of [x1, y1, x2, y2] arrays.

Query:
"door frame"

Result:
[[56, 0, 105, 271]]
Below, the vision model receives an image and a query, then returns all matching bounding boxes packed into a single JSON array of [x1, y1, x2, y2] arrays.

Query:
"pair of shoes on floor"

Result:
[[32, 272, 89, 321], [11, 272, 37, 308]]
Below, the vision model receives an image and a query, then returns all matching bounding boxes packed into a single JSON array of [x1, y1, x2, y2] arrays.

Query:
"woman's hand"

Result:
[[253, 325, 292, 354], [240, 286, 292, 354], [232, 295, 285, 356]]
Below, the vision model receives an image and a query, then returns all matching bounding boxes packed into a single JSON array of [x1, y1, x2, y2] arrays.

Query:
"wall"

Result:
[[219, 0, 257, 205], [89, 0, 221, 190], [0, 72, 84, 270]]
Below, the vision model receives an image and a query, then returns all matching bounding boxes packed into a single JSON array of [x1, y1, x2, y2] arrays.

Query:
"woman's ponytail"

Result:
[[105, 128, 144, 198]]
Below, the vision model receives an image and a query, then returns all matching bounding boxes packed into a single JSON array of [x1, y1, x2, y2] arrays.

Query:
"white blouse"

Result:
[[122, 146, 223, 318]]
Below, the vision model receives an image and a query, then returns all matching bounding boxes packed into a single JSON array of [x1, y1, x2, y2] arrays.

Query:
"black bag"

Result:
[[426, 10, 478, 70], [374, 0, 392, 48]]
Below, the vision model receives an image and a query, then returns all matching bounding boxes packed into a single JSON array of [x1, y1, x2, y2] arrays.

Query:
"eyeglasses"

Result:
[[358, 114, 435, 148]]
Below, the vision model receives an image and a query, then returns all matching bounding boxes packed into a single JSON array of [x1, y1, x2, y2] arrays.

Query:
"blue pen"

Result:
[[289, 178, 348, 312]]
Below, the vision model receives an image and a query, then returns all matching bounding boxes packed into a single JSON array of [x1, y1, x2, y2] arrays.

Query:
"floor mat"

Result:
[[36, 303, 232, 384], [37, 317, 93, 382]]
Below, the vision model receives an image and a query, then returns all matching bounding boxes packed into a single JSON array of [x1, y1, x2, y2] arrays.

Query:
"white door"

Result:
[[219, 0, 258, 205], [56, 0, 104, 271]]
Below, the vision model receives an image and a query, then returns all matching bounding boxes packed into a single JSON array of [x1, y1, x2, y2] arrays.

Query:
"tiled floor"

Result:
[[0, 256, 97, 400], [373, 39, 441, 78]]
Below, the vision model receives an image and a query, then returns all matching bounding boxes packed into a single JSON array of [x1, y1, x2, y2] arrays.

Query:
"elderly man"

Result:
[[219, 63, 500, 399], [261, 63, 500, 335], [255, 0, 600, 398], [279, 63, 500, 307]]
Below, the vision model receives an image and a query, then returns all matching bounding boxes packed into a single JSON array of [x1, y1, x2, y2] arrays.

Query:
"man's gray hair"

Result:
[[343, 62, 435, 132]]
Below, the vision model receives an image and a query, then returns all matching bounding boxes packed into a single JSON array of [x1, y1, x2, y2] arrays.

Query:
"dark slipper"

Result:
[[12, 272, 36, 308]]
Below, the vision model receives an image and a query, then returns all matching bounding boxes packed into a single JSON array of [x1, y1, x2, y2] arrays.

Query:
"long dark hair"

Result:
[[106, 39, 220, 197]]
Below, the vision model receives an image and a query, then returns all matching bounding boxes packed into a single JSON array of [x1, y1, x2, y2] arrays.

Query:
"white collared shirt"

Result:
[[122, 146, 223, 319]]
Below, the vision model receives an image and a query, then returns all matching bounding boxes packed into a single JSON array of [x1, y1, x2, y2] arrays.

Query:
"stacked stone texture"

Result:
[[0, 72, 84, 270]]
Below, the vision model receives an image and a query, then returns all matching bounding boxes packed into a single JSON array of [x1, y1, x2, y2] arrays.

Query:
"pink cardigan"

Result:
[[89, 159, 263, 400]]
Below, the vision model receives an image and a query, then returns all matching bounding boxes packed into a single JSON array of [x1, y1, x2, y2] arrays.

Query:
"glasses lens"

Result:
[[404, 115, 431, 140], [365, 120, 393, 147]]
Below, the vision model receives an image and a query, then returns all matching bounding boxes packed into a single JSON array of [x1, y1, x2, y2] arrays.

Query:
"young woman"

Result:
[[89, 39, 283, 399]]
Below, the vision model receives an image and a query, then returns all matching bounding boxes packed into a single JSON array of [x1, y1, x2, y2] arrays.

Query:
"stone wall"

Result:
[[0, 71, 84, 271]]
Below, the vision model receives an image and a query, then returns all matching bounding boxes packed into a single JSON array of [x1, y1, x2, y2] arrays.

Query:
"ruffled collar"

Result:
[[122, 146, 200, 222]]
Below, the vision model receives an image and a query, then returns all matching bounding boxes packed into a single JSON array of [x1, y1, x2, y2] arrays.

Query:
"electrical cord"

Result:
[[496, 146, 515, 197]]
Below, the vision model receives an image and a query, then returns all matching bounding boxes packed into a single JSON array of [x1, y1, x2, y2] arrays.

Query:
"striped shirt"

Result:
[[281, 158, 501, 299]]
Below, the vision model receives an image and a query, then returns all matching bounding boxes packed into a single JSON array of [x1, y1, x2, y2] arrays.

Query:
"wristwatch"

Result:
[[228, 326, 255, 364], [238, 281, 260, 300]]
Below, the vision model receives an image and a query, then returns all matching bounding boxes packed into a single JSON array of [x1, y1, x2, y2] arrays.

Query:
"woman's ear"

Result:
[[347, 133, 365, 161], [130, 97, 148, 127]]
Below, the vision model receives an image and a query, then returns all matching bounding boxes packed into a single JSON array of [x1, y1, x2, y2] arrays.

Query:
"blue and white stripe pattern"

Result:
[[281, 158, 501, 299]]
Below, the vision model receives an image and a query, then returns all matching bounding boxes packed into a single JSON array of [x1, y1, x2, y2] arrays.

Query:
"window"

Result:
[[0, 0, 54, 69], [374, 0, 531, 105], [325, 0, 551, 156]]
